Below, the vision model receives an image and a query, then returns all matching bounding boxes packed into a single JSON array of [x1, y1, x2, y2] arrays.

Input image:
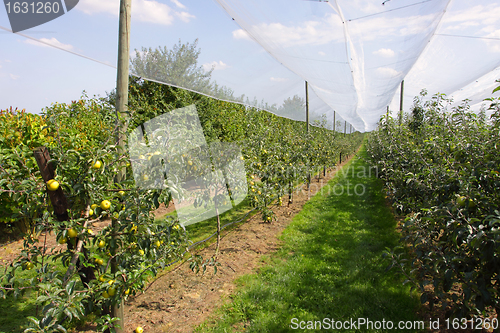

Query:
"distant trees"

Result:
[[278, 95, 306, 121], [130, 39, 213, 94]]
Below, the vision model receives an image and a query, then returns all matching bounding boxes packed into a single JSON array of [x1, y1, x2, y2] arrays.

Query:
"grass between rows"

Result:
[[195, 145, 424, 333]]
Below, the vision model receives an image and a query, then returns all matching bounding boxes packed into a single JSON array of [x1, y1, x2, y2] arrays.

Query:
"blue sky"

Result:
[[1, 0, 500, 131], [0, 0, 297, 114]]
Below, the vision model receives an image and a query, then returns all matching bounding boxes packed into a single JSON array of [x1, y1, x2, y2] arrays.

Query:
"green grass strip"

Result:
[[196, 145, 424, 333]]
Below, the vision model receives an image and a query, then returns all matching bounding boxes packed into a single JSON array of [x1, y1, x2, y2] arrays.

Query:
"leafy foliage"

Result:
[[130, 39, 213, 94], [367, 90, 500, 319], [0, 40, 363, 332]]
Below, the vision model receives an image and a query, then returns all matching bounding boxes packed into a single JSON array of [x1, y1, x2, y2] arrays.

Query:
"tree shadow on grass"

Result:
[[234, 151, 423, 332], [0, 290, 37, 333]]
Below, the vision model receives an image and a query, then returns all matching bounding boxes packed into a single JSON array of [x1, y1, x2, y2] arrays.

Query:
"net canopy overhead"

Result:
[[3, 0, 500, 132], [130, 0, 500, 131]]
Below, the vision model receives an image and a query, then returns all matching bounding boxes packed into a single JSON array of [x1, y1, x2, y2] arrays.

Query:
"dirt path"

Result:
[[81, 159, 353, 333]]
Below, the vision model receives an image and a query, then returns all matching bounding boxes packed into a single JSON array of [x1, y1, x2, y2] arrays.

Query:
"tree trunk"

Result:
[[33, 147, 96, 287]]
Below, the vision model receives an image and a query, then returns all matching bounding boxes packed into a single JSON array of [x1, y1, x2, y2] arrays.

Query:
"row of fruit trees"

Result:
[[366, 88, 500, 326], [0, 73, 363, 332]]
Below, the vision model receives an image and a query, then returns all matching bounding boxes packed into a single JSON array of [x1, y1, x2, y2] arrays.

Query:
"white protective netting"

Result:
[[2, 0, 500, 131], [129, 0, 500, 131]]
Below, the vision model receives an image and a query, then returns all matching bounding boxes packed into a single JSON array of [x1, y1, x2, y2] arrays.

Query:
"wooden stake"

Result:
[[111, 0, 131, 330], [399, 80, 404, 125]]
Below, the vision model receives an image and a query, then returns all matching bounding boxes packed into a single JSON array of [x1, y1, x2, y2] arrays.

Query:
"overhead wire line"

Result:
[[434, 34, 500, 41], [346, 0, 433, 22], [0, 25, 116, 69]]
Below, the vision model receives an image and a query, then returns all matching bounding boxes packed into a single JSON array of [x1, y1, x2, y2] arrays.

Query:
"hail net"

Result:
[[3, 0, 500, 131], [128, 0, 500, 131]]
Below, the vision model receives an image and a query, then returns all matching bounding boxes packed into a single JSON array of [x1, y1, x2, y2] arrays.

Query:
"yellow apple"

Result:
[[100, 200, 111, 210], [92, 160, 102, 169], [46, 179, 59, 191], [68, 228, 78, 238]]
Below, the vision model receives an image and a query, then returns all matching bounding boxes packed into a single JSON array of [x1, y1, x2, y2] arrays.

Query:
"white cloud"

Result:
[[352, 13, 440, 42], [443, 5, 500, 28], [445, 21, 480, 31], [175, 11, 195, 23], [318, 51, 326, 56], [202, 61, 229, 72], [133, 0, 175, 25], [484, 29, 500, 53], [376, 67, 400, 77], [345, 0, 381, 16], [77, 0, 195, 25], [170, 0, 186, 9], [233, 10, 438, 49], [76, 0, 118, 16], [232, 29, 252, 41], [373, 48, 395, 58], [439, 4, 500, 53], [270, 77, 287, 82], [10, 73, 20, 80], [233, 14, 343, 47], [24, 37, 74, 51]]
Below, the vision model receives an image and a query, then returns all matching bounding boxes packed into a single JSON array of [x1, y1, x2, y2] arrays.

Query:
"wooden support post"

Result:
[[399, 80, 404, 125], [112, 0, 131, 330], [305, 81, 310, 133], [305, 81, 310, 192], [333, 111, 336, 134]]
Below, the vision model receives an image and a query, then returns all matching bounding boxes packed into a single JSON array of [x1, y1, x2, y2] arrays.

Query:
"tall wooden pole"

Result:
[[305, 81, 309, 133], [399, 80, 404, 125], [333, 111, 336, 134], [305, 81, 310, 192], [112, 0, 131, 331], [116, 0, 131, 160], [344, 121, 346, 138]]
